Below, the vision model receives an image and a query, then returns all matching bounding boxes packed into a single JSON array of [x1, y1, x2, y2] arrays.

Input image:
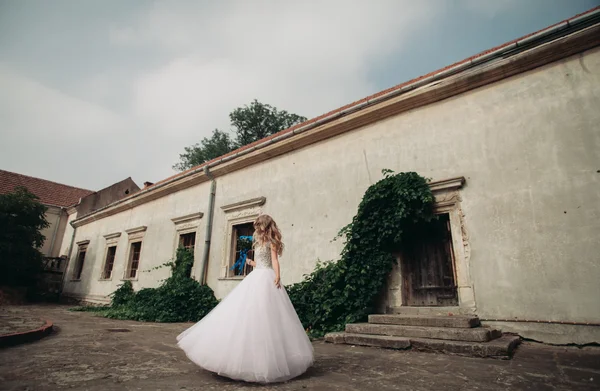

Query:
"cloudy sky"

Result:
[[1, 0, 597, 190]]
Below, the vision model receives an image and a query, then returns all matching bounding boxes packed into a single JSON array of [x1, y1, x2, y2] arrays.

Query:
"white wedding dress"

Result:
[[176, 243, 314, 383]]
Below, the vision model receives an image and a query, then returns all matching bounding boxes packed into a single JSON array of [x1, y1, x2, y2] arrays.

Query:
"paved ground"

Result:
[[0, 307, 45, 336], [0, 305, 599, 391]]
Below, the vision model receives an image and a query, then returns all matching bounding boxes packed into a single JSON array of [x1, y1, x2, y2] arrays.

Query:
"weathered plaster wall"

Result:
[[40, 205, 67, 257], [63, 48, 600, 343]]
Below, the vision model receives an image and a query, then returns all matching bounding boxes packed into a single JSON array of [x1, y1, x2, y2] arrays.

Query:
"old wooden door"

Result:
[[401, 213, 458, 306]]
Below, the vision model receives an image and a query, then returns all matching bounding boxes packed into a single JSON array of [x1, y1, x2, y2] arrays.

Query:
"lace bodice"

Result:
[[253, 243, 272, 269]]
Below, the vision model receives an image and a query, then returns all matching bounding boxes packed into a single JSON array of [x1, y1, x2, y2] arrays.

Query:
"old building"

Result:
[[0, 169, 139, 271], [0, 169, 94, 258], [58, 9, 600, 345]]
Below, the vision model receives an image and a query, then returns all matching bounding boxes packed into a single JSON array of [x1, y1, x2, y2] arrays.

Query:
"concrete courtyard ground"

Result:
[[0, 305, 599, 391]]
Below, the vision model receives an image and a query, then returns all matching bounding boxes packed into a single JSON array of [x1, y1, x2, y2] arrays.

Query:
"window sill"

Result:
[[99, 278, 113, 282], [218, 276, 246, 281], [121, 277, 139, 281]]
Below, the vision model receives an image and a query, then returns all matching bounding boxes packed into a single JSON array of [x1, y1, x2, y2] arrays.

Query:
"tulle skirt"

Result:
[[176, 268, 314, 383]]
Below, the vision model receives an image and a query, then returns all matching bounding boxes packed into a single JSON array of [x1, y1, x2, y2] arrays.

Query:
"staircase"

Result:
[[324, 309, 520, 359]]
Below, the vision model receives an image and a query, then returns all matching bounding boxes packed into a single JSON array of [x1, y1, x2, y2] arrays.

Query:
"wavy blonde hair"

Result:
[[253, 214, 284, 256]]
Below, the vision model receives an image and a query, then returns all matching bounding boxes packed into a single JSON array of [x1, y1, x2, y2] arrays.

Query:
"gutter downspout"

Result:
[[199, 166, 216, 285]]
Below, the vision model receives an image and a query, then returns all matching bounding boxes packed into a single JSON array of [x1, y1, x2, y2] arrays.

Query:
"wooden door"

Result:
[[401, 213, 458, 306]]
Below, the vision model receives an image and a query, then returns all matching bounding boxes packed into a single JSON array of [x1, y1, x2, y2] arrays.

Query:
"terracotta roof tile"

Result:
[[0, 169, 94, 208]]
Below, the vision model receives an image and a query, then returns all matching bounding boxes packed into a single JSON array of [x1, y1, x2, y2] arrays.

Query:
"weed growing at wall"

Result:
[[71, 248, 218, 322], [287, 171, 435, 337]]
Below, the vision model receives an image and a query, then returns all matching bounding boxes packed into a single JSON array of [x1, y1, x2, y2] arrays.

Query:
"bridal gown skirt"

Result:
[[176, 268, 314, 383]]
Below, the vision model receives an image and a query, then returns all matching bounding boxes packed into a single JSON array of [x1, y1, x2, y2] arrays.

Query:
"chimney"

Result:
[[144, 181, 154, 188]]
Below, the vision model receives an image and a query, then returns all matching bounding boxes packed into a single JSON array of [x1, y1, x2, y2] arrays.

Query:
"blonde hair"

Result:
[[253, 214, 284, 256]]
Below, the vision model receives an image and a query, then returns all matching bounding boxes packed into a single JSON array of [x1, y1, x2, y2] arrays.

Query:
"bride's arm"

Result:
[[271, 247, 281, 288]]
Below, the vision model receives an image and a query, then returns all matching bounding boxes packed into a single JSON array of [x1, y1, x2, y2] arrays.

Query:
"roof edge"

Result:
[[71, 7, 600, 227]]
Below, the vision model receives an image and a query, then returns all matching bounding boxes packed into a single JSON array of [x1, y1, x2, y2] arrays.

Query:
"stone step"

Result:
[[409, 335, 521, 359], [324, 332, 520, 359], [346, 323, 500, 342], [388, 306, 470, 316], [369, 314, 480, 328], [326, 332, 411, 350]]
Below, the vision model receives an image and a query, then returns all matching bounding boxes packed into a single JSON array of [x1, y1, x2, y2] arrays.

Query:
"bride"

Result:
[[176, 214, 314, 383]]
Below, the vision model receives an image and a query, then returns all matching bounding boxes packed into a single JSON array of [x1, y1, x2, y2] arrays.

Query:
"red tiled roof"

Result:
[[151, 6, 599, 190], [0, 169, 94, 208]]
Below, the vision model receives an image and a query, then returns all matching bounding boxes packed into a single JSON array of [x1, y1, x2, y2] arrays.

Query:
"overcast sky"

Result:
[[1, 0, 597, 190]]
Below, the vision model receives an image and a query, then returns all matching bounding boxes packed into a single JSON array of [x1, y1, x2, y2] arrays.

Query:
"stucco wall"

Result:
[[40, 206, 67, 257], [77, 177, 140, 217], [63, 48, 600, 343], [63, 183, 210, 302], [59, 210, 77, 258]]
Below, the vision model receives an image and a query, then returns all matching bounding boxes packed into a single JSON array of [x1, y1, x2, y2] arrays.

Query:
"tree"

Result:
[[0, 187, 50, 287], [174, 100, 307, 171], [173, 129, 234, 171], [229, 100, 307, 147]]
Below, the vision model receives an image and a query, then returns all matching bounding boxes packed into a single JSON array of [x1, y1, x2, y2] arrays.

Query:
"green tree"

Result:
[[0, 187, 50, 287], [174, 100, 307, 171], [230, 99, 307, 147], [173, 129, 234, 171]]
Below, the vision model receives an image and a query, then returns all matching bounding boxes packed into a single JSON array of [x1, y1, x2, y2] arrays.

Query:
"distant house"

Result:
[[0, 170, 140, 259], [0, 169, 94, 258]]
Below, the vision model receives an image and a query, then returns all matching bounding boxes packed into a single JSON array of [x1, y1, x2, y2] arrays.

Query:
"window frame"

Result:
[[228, 222, 255, 278], [219, 197, 265, 280], [171, 212, 203, 279], [71, 240, 90, 281], [381, 177, 476, 313], [102, 245, 118, 280], [100, 232, 121, 281], [179, 231, 197, 251], [126, 241, 143, 279], [123, 226, 147, 281]]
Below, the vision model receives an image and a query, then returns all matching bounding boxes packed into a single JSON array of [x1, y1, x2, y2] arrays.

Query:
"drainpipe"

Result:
[[199, 166, 216, 285]]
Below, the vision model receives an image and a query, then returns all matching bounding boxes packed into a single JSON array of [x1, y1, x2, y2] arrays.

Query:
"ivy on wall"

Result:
[[287, 170, 435, 337], [72, 248, 218, 322]]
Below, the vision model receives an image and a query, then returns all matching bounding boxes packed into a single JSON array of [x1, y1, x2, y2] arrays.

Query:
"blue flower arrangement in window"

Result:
[[231, 235, 253, 274]]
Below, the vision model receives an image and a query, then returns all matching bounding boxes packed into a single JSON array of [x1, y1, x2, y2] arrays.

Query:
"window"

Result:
[[126, 241, 142, 279], [72, 244, 87, 280], [101, 232, 121, 281], [124, 226, 146, 280], [219, 196, 265, 279], [229, 222, 254, 278], [171, 213, 203, 279], [178, 232, 196, 278], [179, 232, 196, 251], [103, 246, 117, 279]]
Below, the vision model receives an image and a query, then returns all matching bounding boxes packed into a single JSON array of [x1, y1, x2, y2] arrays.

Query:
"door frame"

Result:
[[382, 176, 476, 314]]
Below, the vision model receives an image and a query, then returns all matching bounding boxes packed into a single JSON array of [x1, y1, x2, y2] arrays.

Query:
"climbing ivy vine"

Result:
[[72, 248, 218, 322], [287, 170, 435, 337]]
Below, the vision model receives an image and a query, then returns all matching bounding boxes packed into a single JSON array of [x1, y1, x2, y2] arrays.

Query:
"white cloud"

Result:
[[0, 0, 591, 189], [0, 65, 136, 188], [121, 0, 442, 142], [1, 1, 445, 189]]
